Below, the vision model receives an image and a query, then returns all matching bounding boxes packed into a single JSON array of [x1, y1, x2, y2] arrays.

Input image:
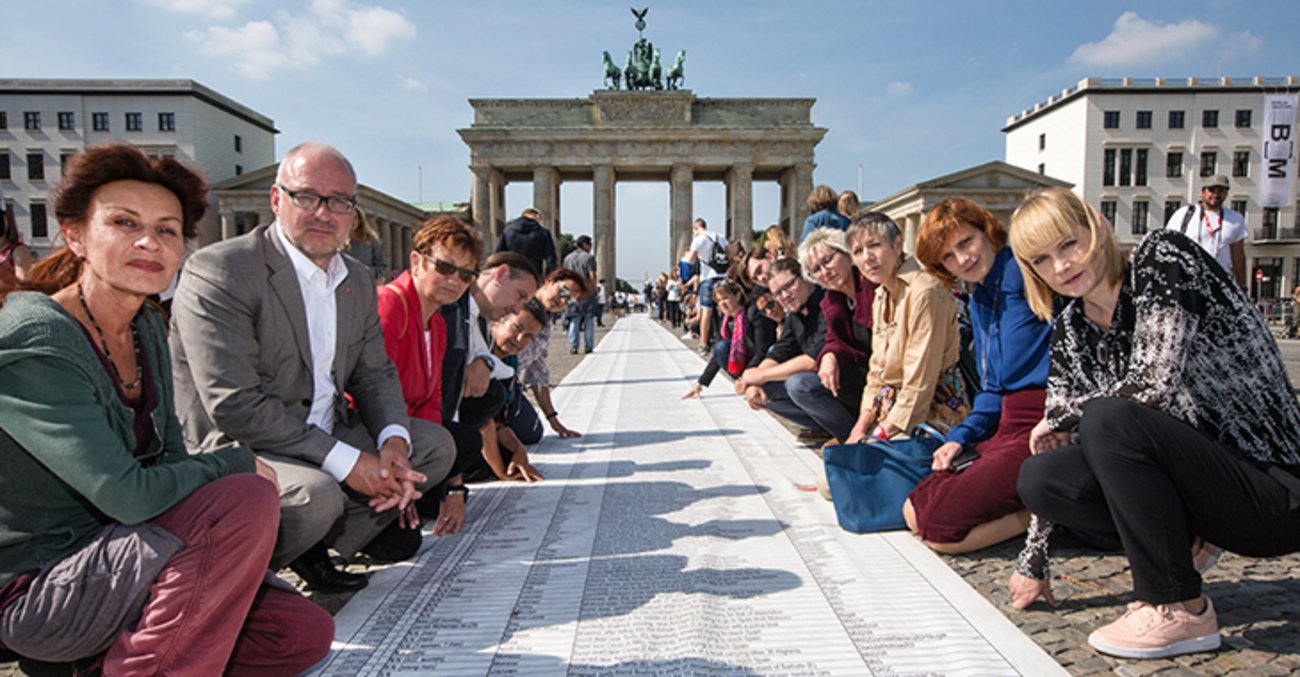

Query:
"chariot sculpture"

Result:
[[600, 7, 685, 91]]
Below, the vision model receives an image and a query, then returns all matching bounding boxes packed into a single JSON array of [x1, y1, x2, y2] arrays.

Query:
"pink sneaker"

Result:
[[1087, 596, 1220, 659]]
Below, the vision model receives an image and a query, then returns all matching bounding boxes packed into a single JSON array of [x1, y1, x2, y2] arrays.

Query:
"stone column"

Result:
[[903, 213, 919, 256], [791, 163, 814, 238], [532, 166, 560, 267], [488, 169, 507, 245], [593, 164, 617, 288], [670, 164, 693, 267], [470, 166, 491, 244], [388, 219, 406, 273], [402, 228, 413, 268], [726, 163, 755, 249], [220, 208, 237, 241], [779, 168, 794, 241]]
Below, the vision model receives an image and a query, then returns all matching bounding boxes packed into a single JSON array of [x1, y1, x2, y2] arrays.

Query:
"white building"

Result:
[[1004, 76, 1300, 302], [0, 79, 276, 253]]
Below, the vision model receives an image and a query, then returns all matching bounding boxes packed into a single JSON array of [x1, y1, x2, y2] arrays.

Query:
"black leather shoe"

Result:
[[360, 519, 422, 564], [288, 543, 368, 593]]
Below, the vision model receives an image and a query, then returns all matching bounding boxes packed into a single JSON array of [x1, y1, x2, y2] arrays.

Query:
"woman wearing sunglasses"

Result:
[[376, 214, 483, 536]]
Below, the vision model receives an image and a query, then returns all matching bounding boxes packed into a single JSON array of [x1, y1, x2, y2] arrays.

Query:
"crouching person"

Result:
[[0, 144, 331, 675]]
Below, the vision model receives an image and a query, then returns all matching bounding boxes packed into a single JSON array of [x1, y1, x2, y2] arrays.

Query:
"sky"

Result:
[[3, 0, 1298, 282]]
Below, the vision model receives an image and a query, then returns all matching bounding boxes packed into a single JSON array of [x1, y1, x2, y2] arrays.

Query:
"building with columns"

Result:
[[0, 78, 276, 255], [869, 161, 1071, 254], [208, 164, 433, 274], [458, 90, 826, 285], [1004, 75, 1300, 301]]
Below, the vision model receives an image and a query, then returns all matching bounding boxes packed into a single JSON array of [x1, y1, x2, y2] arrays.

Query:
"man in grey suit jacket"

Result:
[[171, 142, 455, 591]]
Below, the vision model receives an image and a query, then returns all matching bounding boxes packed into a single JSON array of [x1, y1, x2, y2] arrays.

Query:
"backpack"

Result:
[[705, 233, 731, 274]]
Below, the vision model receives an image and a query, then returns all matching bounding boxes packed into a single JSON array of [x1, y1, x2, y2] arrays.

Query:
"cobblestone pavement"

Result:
[[6, 314, 1296, 675]]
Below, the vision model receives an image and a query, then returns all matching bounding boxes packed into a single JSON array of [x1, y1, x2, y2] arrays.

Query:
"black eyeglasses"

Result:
[[277, 184, 357, 214], [420, 252, 478, 283], [807, 250, 839, 278]]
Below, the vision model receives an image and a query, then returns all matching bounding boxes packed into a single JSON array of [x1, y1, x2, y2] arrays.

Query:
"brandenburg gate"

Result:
[[458, 90, 826, 284]]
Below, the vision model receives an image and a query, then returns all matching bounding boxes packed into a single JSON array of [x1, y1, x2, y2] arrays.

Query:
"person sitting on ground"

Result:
[[800, 184, 851, 242], [737, 258, 841, 433], [846, 212, 968, 444], [467, 299, 549, 483], [682, 292, 701, 338], [903, 197, 1051, 554], [0, 144, 331, 675], [516, 267, 589, 439], [1006, 187, 1300, 660], [682, 279, 777, 399], [738, 246, 772, 294], [764, 224, 795, 260], [340, 205, 388, 284], [754, 288, 785, 327], [376, 214, 484, 536], [799, 227, 876, 445]]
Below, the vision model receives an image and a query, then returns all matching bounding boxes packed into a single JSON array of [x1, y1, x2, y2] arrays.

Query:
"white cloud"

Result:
[[141, 0, 251, 20], [186, 0, 415, 80], [1068, 12, 1219, 68], [885, 81, 912, 96], [1225, 31, 1264, 56], [399, 75, 427, 92]]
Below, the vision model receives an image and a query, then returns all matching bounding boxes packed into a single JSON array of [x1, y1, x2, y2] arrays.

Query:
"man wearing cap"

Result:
[[1164, 175, 1247, 288]]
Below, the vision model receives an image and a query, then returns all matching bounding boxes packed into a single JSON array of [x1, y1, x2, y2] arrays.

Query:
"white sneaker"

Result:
[[681, 332, 693, 339]]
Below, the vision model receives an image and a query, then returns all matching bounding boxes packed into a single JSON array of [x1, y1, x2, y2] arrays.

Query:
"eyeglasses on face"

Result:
[[769, 274, 800, 298], [808, 250, 838, 278], [277, 184, 357, 215], [420, 252, 478, 283]]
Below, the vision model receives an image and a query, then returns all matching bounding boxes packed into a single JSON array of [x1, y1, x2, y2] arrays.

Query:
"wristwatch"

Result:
[[445, 485, 469, 501]]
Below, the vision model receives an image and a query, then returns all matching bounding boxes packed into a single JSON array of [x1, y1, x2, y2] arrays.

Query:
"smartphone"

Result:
[[950, 447, 980, 472]]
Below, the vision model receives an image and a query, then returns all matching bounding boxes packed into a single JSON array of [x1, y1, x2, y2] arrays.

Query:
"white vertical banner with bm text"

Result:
[[1261, 94, 1297, 209]]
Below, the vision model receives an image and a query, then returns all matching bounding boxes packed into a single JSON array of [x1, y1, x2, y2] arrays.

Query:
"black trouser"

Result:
[[667, 300, 682, 327], [1018, 398, 1300, 605]]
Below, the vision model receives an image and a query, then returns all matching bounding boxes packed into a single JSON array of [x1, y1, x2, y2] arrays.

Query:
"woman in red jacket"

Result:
[[377, 214, 483, 535]]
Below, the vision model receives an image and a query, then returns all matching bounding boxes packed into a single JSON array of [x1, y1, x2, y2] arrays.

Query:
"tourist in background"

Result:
[[800, 184, 850, 242], [0, 144, 330, 674], [1007, 187, 1300, 659], [665, 268, 684, 328], [763, 224, 795, 260], [340, 205, 388, 284], [687, 218, 729, 352], [904, 197, 1050, 554], [1162, 174, 1246, 289], [0, 191, 32, 292], [562, 235, 598, 354], [837, 190, 861, 220], [496, 207, 557, 278]]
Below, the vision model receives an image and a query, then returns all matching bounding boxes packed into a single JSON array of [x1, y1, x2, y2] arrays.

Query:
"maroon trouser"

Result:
[[106, 473, 333, 676]]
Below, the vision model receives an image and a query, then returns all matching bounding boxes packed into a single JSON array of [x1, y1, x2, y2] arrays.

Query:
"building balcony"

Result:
[[1253, 227, 1300, 243]]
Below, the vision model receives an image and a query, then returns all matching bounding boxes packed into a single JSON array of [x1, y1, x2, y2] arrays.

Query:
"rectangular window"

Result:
[[1104, 110, 1120, 129], [1136, 110, 1152, 129], [1038, 133, 1046, 151], [1166, 151, 1183, 178], [57, 111, 74, 131], [1233, 150, 1250, 178], [1203, 110, 1219, 128], [0, 153, 9, 181], [1037, 163, 1045, 175], [1165, 200, 1181, 224], [1132, 201, 1150, 235], [1135, 148, 1148, 186], [1264, 208, 1279, 230], [1100, 200, 1117, 225], [234, 134, 243, 153], [1236, 109, 1252, 128], [158, 112, 175, 132], [26, 153, 43, 181], [1232, 200, 1248, 216], [59, 152, 73, 174], [30, 203, 48, 238], [125, 113, 142, 132], [92, 112, 109, 132], [23, 111, 40, 131], [0, 112, 6, 130], [1169, 110, 1185, 129], [1119, 148, 1132, 187], [1200, 151, 1217, 177], [1103, 148, 1116, 186], [235, 164, 244, 176]]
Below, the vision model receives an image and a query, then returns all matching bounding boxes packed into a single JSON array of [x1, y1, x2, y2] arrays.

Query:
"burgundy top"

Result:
[[818, 266, 876, 365]]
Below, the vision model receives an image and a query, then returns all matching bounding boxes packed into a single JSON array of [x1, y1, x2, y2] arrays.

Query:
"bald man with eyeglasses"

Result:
[[171, 142, 456, 593]]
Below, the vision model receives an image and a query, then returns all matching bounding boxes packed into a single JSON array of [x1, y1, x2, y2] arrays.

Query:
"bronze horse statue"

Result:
[[666, 49, 686, 90], [602, 50, 622, 90]]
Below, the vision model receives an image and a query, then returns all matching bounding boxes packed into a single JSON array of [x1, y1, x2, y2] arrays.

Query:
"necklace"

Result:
[[77, 283, 143, 390]]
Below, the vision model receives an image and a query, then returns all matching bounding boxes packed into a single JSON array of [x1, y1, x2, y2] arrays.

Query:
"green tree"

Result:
[[558, 232, 577, 261]]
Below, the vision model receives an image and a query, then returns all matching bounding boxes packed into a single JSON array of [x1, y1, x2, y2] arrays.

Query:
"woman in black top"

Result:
[[1007, 187, 1300, 660], [682, 280, 777, 399]]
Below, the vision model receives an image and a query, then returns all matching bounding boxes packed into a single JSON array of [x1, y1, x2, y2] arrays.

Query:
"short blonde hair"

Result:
[[1009, 187, 1126, 321], [797, 227, 851, 281]]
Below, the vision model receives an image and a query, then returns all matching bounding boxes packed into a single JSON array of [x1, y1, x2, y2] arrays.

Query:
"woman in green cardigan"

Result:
[[0, 144, 331, 675]]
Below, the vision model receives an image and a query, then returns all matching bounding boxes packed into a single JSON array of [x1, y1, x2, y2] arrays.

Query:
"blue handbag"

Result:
[[822, 424, 946, 533]]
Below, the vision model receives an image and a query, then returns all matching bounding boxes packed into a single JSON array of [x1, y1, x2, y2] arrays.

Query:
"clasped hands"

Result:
[[344, 437, 426, 528]]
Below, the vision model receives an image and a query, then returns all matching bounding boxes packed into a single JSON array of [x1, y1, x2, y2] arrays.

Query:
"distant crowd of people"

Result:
[[644, 180, 1300, 661], [0, 142, 595, 674]]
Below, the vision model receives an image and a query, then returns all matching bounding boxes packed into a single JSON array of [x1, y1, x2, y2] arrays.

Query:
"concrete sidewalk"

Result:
[[315, 315, 1063, 675]]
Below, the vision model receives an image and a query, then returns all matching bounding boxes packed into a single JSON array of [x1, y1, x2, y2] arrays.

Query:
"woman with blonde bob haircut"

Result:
[[1005, 187, 1300, 660], [904, 197, 1051, 555]]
